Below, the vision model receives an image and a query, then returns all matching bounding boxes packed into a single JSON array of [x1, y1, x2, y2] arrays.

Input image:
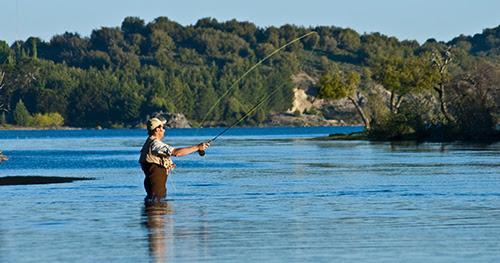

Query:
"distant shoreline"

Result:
[[0, 124, 363, 131], [0, 126, 82, 131]]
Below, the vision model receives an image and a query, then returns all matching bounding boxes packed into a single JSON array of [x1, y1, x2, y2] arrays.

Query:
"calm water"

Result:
[[1, 127, 499, 262]]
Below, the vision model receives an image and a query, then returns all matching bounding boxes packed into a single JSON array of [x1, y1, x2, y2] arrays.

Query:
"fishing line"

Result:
[[197, 85, 283, 156], [196, 30, 319, 155], [198, 31, 318, 126], [168, 170, 177, 196]]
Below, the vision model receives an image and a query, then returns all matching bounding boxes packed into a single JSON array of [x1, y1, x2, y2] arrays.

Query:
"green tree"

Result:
[[222, 19, 258, 45], [338, 28, 361, 52], [82, 50, 111, 69], [44, 32, 88, 67], [318, 69, 370, 128], [139, 67, 169, 114], [0, 112, 6, 125], [67, 69, 115, 127], [373, 53, 436, 113], [1, 58, 41, 113], [197, 85, 219, 125], [448, 60, 499, 140], [0, 41, 13, 64], [31, 37, 38, 59], [13, 99, 32, 126], [31, 112, 64, 127], [149, 30, 175, 56], [109, 82, 143, 125], [121, 16, 146, 37], [89, 27, 125, 52]]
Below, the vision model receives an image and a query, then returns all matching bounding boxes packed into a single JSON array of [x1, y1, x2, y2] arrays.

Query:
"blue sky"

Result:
[[1, 0, 499, 45]]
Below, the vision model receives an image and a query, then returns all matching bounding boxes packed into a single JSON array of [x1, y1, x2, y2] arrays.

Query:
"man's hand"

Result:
[[198, 142, 210, 151], [197, 142, 210, 156], [167, 163, 176, 173]]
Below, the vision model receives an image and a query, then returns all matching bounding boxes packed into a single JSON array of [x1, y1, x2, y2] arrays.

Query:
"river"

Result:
[[1, 127, 499, 262]]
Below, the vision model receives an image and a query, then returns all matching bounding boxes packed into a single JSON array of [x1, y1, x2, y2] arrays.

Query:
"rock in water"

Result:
[[150, 112, 192, 128], [163, 113, 192, 128]]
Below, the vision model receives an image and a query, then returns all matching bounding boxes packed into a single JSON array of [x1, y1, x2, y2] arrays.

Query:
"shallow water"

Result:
[[1, 127, 499, 262]]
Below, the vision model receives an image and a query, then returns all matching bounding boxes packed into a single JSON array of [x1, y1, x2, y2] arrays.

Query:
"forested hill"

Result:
[[0, 17, 498, 128]]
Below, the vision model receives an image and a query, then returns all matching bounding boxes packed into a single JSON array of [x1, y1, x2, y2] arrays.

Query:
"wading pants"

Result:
[[141, 162, 168, 201]]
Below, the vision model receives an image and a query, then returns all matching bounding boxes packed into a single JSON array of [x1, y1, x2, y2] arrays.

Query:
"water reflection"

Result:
[[143, 201, 173, 263]]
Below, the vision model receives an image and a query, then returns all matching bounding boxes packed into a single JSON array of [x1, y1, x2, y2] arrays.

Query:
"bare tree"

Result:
[[432, 48, 455, 123]]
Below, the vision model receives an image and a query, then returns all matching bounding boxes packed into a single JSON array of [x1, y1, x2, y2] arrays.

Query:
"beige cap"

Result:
[[147, 117, 166, 131]]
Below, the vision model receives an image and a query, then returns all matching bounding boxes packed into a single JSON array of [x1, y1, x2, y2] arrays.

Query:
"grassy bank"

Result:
[[312, 130, 500, 142]]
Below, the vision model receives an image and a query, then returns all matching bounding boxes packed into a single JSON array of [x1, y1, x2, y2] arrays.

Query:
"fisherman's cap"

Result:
[[147, 117, 166, 131]]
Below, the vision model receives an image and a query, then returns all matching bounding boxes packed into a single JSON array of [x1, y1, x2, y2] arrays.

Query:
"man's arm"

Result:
[[172, 142, 210, 157]]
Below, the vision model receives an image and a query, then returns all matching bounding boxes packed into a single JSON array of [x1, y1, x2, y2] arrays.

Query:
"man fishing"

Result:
[[137, 32, 315, 202], [139, 117, 210, 202]]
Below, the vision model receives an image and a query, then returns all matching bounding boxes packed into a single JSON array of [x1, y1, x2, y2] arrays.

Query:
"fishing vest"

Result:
[[139, 137, 174, 170]]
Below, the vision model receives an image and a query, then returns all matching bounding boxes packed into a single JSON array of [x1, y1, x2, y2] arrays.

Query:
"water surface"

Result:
[[1, 127, 499, 262]]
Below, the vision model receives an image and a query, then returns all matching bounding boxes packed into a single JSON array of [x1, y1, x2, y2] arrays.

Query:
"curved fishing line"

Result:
[[199, 31, 317, 126], [211, 85, 282, 142], [197, 85, 283, 156]]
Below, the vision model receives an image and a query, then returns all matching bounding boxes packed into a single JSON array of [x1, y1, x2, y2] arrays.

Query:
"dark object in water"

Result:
[[0, 176, 92, 186], [0, 151, 7, 162]]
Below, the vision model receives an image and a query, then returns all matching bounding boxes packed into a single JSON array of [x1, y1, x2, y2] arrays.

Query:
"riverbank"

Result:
[[312, 131, 369, 141], [265, 113, 360, 127], [312, 131, 500, 142], [0, 125, 82, 130]]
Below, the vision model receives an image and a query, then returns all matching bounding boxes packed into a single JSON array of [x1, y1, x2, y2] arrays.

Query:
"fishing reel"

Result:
[[197, 140, 212, 156]]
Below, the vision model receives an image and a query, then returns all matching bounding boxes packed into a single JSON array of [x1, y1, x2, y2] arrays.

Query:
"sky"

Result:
[[1, 0, 499, 45]]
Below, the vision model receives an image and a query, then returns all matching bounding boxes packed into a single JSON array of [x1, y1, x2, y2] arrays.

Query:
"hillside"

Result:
[[0, 17, 498, 130]]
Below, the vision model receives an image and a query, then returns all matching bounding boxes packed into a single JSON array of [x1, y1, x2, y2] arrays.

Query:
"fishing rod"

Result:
[[198, 86, 282, 156], [197, 31, 319, 156]]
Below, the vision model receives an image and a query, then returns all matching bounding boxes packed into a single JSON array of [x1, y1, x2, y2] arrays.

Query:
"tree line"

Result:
[[0, 16, 498, 139]]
